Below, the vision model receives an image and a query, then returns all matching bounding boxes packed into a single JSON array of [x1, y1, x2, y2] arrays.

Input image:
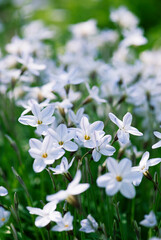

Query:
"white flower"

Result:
[[121, 28, 147, 47], [48, 124, 78, 152], [0, 187, 8, 197], [92, 132, 115, 162], [76, 116, 104, 148], [68, 108, 84, 126], [70, 19, 97, 38], [132, 152, 161, 186], [55, 99, 73, 111], [86, 83, 106, 104], [110, 7, 138, 30], [152, 131, 161, 149], [97, 157, 140, 199], [140, 211, 157, 228], [49, 157, 75, 175], [29, 136, 64, 173], [18, 102, 55, 135], [5, 36, 32, 56], [23, 20, 54, 41], [52, 67, 84, 86], [79, 214, 98, 233], [19, 99, 49, 116], [46, 170, 90, 202], [109, 112, 143, 145], [51, 212, 73, 232], [27, 201, 61, 228], [0, 207, 10, 227], [17, 56, 46, 76]]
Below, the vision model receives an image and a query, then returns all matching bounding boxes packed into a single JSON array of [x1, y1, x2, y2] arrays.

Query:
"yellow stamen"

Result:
[[84, 135, 90, 140], [116, 176, 122, 182], [65, 224, 69, 228], [59, 141, 64, 145], [1, 218, 5, 222], [37, 120, 42, 125], [42, 153, 48, 158]]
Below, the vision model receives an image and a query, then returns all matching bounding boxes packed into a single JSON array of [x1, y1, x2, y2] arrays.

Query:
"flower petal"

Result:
[[33, 159, 46, 173], [120, 182, 135, 199], [123, 112, 132, 127], [109, 113, 123, 128], [63, 141, 78, 152], [35, 216, 50, 227], [0, 187, 8, 196]]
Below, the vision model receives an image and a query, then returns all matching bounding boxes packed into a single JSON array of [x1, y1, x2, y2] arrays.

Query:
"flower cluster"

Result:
[[1, 3, 161, 239]]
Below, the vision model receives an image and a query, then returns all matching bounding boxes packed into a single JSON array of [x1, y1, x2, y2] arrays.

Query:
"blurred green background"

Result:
[[1, 0, 161, 48]]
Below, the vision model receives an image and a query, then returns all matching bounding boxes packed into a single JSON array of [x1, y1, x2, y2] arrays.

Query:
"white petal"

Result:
[[76, 108, 84, 120], [106, 157, 118, 175], [0, 187, 8, 196], [148, 158, 161, 167], [35, 216, 50, 227], [68, 110, 76, 123], [63, 130, 76, 142], [60, 157, 68, 171], [97, 173, 111, 187], [152, 141, 161, 149], [50, 148, 65, 160], [123, 112, 132, 127], [127, 126, 143, 136], [46, 190, 67, 202], [31, 103, 41, 119], [133, 174, 143, 186], [42, 136, 53, 152], [41, 105, 55, 119], [18, 115, 37, 126], [90, 121, 104, 132], [69, 184, 90, 195], [124, 171, 142, 182], [33, 159, 46, 173], [84, 139, 95, 148], [63, 141, 78, 152], [43, 201, 57, 213], [49, 211, 62, 222], [153, 131, 161, 139], [29, 138, 42, 149], [26, 207, 44, 216], [92, 149, 101, 162], [68, 157, 75, 169], [140, 152, 149, 166], [57, 124, 67, 140], [100, 145, 115, 156], [68, 170, 81, 188], [120, 182, 135, 199], [105, 179, 120, 196], [117, 130, 129, 144], [51, 224, 65, 232], [29, 148, 41, 159], [119, 158, 132, 175], [109, 113, 123, 128], [80, 116, 89, 132], [48, 128, 60, 141]]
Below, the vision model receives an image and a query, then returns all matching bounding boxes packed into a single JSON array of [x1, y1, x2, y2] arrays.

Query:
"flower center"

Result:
[[84, 135, 90, 140], [42, 153, 48, 158], [1, 218, 5, 222], [59, 141, 64, 145], [37, 120, 42, 125], [116, 176, 122, 182], [65, 224, 69, 228]]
